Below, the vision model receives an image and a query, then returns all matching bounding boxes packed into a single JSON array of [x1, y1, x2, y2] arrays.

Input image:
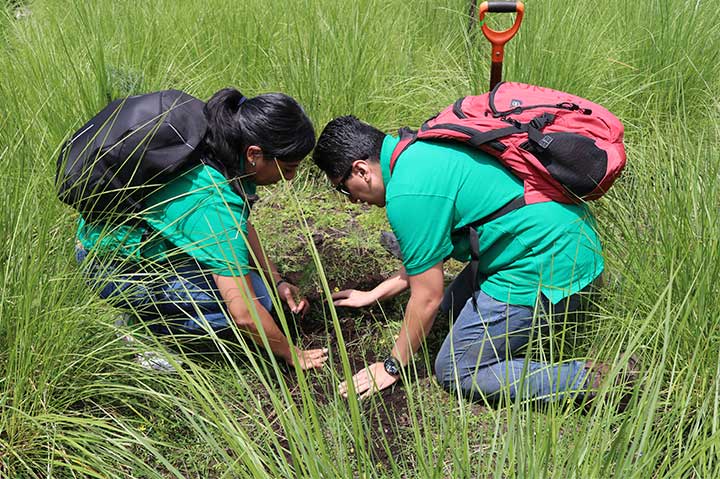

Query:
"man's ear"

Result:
[[354, 159, 371, 180]]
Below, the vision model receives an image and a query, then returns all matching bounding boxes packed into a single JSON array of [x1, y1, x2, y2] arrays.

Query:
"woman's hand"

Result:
[[287, 347, 329, 370], [331, 289, 377, 308], [278, 281, 309, 315]]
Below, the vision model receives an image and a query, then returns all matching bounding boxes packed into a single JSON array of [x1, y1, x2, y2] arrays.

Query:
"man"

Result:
[[313, 115, 605, 404]]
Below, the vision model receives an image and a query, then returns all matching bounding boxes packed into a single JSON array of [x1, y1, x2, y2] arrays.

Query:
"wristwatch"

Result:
[[383, 356, 402, 377]]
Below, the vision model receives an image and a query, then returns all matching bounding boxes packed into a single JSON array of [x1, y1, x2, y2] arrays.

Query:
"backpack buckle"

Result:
[[501, 116, 522, 129], [537, 135, 554, 148], [529, 113, 555, 130]]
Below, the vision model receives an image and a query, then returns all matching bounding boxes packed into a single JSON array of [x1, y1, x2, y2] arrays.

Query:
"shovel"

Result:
[[476, 1, 525, 90]]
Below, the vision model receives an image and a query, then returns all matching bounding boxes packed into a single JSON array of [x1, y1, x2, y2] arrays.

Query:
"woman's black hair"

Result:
[[313, 115, 385, 179], [203, 88, 315, 175]]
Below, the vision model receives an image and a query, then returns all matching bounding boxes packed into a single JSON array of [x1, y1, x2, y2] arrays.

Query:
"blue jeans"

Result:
[[434, 288, 590, 404], [75, 245, 272, 335]]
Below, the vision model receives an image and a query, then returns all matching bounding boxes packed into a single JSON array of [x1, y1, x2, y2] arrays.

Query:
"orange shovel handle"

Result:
[[478, 1, 524, 63], [477, 1, 524, 90]]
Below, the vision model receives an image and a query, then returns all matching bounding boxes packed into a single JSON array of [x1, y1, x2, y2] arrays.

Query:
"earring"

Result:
[[249, 161, 256, 167]]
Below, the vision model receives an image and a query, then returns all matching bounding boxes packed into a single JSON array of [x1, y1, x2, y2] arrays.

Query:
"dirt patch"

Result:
[[359, 382, 423, 467], [279, 275, 445, 468], [295, 319, 430, 467], [261, 213, 456, 468], [283, 237, 394, 303]]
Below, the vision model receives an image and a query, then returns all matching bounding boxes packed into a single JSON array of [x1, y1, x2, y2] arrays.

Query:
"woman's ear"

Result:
[[246, 145, 262, 160], [246, 145, 262, 167]]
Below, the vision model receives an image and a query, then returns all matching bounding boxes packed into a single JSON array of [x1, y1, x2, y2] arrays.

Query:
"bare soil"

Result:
[[279, 239, 450, 467]]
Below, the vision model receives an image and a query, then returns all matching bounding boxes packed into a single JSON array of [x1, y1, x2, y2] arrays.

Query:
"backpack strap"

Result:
[[389, 127, 418, 174], [461, 195, 527, 312], [420, 112, 556, 150], [391, 112, 556, 175], [469, 195, 527, 229]]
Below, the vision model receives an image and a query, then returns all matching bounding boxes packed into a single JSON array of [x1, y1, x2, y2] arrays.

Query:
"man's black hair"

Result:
[[203, 88, 315, 176], [313, 115, 385, 179]]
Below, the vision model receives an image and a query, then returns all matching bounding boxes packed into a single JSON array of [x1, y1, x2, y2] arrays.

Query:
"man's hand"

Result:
[[331, 289, 377, 308], [278, 281, 309, 315], [288, 347, 329, 370], [338, 362, 400, 399]]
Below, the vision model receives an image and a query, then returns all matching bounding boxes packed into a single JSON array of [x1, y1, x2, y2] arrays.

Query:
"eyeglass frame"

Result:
[[334, 163, 355, 197]]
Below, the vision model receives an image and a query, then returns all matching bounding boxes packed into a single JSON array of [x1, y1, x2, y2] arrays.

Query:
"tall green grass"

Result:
[[1, 0, 719, 477]]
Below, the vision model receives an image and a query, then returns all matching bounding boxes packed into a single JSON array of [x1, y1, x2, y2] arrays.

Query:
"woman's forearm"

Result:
[[228, 295, 293, 362], [215, 274, 292, 362], [246, 221, 281, 284]]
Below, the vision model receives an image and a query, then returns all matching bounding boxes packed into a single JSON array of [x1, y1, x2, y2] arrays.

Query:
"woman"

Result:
[[75, 88, 328, 370]]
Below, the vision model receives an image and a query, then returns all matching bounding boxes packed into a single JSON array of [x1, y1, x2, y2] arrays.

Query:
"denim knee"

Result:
[[249, 271, 273, 313], [468, 364, 508, 399], [434, 354, 505, 399], [434, 351, 455, 390]]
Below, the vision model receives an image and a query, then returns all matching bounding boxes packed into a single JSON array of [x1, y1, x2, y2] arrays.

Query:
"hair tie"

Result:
[[237, 95, 248, 109]]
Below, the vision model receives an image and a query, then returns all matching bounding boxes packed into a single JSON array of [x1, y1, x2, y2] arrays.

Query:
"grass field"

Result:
[[1, 0, 719, 477]]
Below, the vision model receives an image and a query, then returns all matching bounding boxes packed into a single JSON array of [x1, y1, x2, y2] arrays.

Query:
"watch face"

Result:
[[384, 357, 401, 376]]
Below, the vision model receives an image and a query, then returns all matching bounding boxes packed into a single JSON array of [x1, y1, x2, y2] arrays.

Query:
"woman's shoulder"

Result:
[[144, 163, 254, 233], [182, 163, 233, 189], [155, 164, 253, 206]]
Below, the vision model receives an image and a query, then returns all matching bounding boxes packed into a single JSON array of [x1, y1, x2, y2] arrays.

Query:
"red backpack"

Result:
[[390, 82, 626, 215]]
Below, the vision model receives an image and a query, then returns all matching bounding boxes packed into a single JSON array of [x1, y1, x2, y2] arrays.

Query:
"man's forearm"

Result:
[[389, 263, 444, 366], [370, 268, 409, 302], [390, 291, 441, 365]]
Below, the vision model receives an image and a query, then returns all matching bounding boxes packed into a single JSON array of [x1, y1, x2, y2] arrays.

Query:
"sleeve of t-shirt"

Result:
[[386, 193, 454, 276], [176, 194, 252, 277]]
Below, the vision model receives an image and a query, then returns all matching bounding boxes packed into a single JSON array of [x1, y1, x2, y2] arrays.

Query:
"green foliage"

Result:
[[1, 0, 719, 477]]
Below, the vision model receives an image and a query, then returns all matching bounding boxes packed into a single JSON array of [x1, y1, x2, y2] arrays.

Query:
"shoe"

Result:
[[113, 313, 135, 344], [581, 354, 640, 413], [135, 351, 179, 372], [113, 314, 181, 372]]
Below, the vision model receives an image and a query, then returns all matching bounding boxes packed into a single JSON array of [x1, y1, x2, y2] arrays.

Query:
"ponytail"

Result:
[[203, 88, 246, 175], [203, 87, 315, 176]]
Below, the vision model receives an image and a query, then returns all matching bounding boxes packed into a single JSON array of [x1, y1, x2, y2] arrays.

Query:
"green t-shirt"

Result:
[[380, 135, 604, 306], [76, 164, 256, 277]]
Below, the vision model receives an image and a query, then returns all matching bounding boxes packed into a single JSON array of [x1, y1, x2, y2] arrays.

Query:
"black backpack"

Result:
[[56, 90, 246, 223]]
